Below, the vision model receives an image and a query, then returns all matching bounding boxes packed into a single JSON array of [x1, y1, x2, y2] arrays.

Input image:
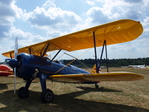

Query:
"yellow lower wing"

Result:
[[50, 72, 144, 83]]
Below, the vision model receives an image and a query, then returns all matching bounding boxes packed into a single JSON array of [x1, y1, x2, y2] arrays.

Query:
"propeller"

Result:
[[14, 37, 18, 94]]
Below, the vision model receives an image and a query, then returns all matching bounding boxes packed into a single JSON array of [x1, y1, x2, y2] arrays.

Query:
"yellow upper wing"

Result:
[[2, 19, 143, 58]]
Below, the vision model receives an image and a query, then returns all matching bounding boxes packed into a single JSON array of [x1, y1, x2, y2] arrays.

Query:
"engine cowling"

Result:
[[9, 53, 35, 79]]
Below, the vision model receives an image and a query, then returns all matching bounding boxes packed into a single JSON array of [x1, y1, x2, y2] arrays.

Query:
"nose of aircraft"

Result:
[[8, 59, 19, 68]]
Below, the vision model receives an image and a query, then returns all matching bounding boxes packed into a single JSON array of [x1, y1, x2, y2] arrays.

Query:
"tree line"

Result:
[[63, 57, 149, 67]]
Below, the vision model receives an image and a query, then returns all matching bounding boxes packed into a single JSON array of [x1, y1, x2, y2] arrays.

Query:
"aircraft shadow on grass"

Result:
[[0, 84, 8, 90], [0, 88, 148, 112], [76, 86, 123, 93], [0, 81, 26, 91]]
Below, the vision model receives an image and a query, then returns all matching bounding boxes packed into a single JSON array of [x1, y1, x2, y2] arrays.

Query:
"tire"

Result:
[[95, 84, 99, 88], [40, 89, 54, 103], [18, 87, 29, 98]]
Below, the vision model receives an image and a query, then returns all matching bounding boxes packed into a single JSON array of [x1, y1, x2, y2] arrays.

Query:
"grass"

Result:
[[0, 68, 149, 112]]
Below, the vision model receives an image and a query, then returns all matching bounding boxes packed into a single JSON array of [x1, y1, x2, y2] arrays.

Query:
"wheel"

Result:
[[18, 87, 29, 98], [40, 89, 54, 103], [95, 84, 99, 88]]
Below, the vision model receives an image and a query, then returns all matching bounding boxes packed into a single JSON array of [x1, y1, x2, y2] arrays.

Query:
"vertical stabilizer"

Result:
[[91, 64, 101, 73]]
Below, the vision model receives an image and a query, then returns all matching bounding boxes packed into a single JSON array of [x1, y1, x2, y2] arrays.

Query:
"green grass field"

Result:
[[0, 68, 149, 112]]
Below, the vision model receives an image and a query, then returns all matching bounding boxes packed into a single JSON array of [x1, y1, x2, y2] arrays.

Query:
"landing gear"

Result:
[[95, 83, 99, 88], [40, 89, 54, 103], [17, 73, 54, 103], [18, 79, 31, 98], [18, 87, 29, 98], [39, 73, 54, 103]]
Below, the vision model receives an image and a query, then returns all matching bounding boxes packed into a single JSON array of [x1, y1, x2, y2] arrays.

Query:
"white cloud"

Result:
[[124, 0, 143, 3], [144, 28, 149, 32], [86, 7, 110, 24], [0, 0, 16, 39], [125, 9, 141, 20], [23, 1, 82, 30], [86, 0, 95, 6], [86, 0, 147, 22], [143, 17, 149, 27], [107, 36, 149, 59], [5, 27, 47, 47], [47, 30, 68, 39], [0, 0, 149, 62], [12, 2, 24, 19]]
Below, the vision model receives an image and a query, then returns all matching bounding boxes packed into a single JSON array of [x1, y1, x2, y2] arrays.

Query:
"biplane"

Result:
[[2, 19, 144, 103]]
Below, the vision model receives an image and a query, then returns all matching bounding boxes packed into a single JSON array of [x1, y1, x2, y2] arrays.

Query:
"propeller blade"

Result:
[[14, 37, 18, 94], [14, 37, 18, 59], [14, 68, 16, 94]]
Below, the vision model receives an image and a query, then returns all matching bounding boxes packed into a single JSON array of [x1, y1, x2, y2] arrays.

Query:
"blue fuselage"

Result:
[[13, 53, 89, 79]]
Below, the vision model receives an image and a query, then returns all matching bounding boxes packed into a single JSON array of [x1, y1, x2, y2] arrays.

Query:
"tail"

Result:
[[91, 64, 101, 73]]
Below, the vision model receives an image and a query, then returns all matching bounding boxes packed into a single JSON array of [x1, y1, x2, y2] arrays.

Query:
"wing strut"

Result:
[[93, 31, 109, 73], [28, 47, 32, 54], [105, 40, 109, 72], [50, 49, 62, 62], [41, 43, 50, 57], [99, 40, 109, 72], [9, 53, 12, 59], [93, 32, 99, 73]]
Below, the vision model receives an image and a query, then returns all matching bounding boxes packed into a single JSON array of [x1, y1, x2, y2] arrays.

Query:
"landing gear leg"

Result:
[[39, 73, 54, 103], [18, 79, 32, 98], [95, 83, 99, 88]]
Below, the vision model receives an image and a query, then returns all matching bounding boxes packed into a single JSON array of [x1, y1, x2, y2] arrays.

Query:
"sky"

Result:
[[0, 0, 149, 61]]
